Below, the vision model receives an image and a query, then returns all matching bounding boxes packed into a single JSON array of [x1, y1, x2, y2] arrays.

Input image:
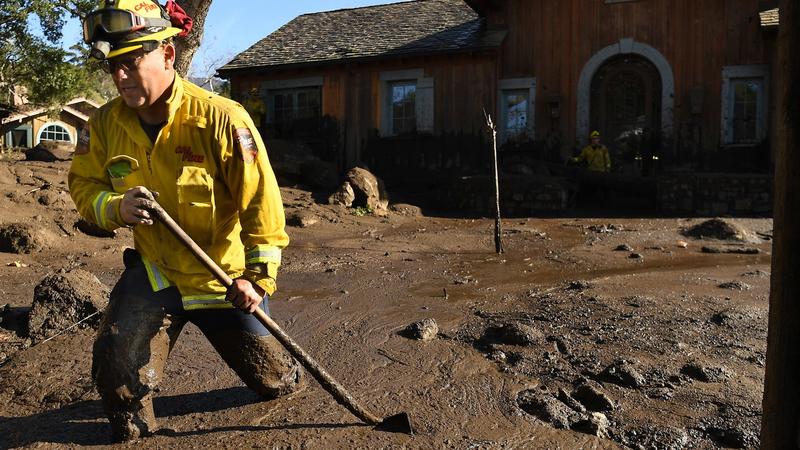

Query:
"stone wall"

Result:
[[658, 173, 773, 216], [434, 175, 571, 216]]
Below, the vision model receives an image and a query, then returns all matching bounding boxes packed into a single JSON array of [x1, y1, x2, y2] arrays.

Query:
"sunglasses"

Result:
[[100, 42, 163, 74]]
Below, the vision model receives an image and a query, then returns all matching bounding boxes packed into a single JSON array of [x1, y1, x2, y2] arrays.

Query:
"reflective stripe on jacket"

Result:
[[68, 76, 288, 310]]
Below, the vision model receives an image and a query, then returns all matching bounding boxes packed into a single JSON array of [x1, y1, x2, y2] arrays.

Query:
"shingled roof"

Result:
[[218, 0, 503, 74]]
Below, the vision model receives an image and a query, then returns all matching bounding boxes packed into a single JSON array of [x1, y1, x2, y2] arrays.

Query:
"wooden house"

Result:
[[218, 0, 779, 214], [1, 98, 100, 149]]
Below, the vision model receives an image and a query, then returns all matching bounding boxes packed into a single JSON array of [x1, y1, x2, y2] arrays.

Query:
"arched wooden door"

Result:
[[590, 55, 662, 175]]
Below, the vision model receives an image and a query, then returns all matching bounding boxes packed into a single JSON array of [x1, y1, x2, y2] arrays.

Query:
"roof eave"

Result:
[[217, 45, 501, 78]]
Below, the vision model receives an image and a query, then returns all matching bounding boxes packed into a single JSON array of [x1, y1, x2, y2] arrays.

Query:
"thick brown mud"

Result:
[[0, 157, 771, 449]]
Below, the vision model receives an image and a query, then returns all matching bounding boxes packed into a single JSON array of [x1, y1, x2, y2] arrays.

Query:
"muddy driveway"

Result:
[[0, 157, 771, 449]]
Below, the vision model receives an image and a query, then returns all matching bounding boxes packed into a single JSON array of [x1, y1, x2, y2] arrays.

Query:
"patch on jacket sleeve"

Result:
[[234, 127, 258, 163], [75, 128, 90, 155]]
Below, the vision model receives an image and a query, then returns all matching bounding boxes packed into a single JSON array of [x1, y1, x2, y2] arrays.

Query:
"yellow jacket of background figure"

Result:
[[242, 96, 266, 128], [574, 144, 611, 172], [68, 76, 288, 310]]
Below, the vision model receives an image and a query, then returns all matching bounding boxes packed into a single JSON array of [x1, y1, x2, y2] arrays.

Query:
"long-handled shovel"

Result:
[[144, 199, 413, 435]]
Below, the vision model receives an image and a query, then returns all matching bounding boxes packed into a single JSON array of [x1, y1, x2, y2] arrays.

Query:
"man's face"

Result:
[[591, 137, 601, 145], [108, 44, 172, 110]]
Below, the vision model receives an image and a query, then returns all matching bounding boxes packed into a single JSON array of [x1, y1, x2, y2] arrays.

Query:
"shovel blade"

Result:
[[374, 412, 413, 435]]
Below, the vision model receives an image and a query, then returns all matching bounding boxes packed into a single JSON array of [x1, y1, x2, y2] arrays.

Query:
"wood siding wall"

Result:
[[493, 0, 774, 152], [230, 52, 497, 166]]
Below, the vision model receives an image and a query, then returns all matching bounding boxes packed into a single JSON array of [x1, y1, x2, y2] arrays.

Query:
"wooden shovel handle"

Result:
[[145, 199, 382, 425]]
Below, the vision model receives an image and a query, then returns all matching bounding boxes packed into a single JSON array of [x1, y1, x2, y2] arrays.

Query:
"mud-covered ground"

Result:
[[0, 154, 772, 449]]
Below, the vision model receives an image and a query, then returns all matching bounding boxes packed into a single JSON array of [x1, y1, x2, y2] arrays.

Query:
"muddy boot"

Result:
[[92, 260, 186, 442], [93, 316, 166, 442], [103, 392, 158, 442], [207, 330, 304, 399]]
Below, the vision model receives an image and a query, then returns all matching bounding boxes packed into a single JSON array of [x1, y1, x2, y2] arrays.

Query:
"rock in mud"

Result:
[[28, 269, 109, 342], [572, 382, 615, 412], [741, 269, 769, 278], [681, 218, 757, 242], [328, 181, 355, 207], [701, 245, 760, 254], [389, 203, 422, 217], [343, 167, 389, 215], [482, 322, 544, 346], [624, 425, 690, 450], [286, 211, 319, 228], [517, 387, 580, 429], [567, 280, 593, 291], [614, 244, 633, 251], [598, 359, 647, 388], [717, 281, 751, 291], [0, 223, 57, 254], [402, 318, 438, 341], [680, 361, 732, 382], [75, 218, 116, 238], [571, 412, 610, 438]]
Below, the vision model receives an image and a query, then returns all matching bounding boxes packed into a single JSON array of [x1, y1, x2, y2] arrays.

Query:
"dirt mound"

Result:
[[75, 218, 117, 238], [24, 142, 73, 162], [0, 223, 58, 253], [681, 218, 757, 242], [0, 164, 15, 185], [28, 269, 109, 342]]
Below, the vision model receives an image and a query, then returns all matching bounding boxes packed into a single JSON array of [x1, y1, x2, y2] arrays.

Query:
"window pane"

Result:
[[390, 81, 417, 135], [732, 79, 761, 143], [41, 124, 70, 142], [505, 90, 528, 137]]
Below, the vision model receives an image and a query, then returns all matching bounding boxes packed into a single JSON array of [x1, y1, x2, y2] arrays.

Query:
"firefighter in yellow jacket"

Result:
[[571, 130, 612, 172], [71, 0, 302, 442]]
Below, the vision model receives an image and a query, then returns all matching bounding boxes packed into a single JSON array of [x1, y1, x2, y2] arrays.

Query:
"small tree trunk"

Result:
[[172, 0, 213, 78], [485, 111, 503, 254], [761, 1, 800, 448]]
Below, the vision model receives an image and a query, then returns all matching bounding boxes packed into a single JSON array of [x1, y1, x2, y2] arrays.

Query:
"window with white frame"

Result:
[[721, 65, 768, 145], [39, 123, 72, 143], [380, 69, 434, 137], [498, 78, 536, 144]]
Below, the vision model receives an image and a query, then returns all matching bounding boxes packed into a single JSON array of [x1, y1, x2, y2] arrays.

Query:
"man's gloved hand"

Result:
[[226, 278, 265, 313], [120, 186, 158, 226]]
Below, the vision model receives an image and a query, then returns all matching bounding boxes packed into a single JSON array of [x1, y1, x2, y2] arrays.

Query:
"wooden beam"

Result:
[[761, 2, 800, 448]]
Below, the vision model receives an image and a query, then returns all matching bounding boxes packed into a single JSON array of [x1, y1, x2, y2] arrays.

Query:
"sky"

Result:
[[60, 0, 407, 77]]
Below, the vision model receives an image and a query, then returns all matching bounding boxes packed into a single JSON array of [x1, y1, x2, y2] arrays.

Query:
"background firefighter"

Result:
[[571, 130, 612, 172], [69, 0, 303, 442]]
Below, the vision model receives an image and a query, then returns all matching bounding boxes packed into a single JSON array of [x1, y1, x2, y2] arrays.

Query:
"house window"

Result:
[[498, 78, 536, 144], [731, 79, 762, 143], [503, 90, 529, 139], [270, 87, 321, 138], [39, 123, 72, 143], [721, 65, 768, 145], [379, 69, 434, 136], [391, 81, 417, 135]]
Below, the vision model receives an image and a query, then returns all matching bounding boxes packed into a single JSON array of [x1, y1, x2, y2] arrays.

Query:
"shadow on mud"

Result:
[[0, 386, 324, 447]]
